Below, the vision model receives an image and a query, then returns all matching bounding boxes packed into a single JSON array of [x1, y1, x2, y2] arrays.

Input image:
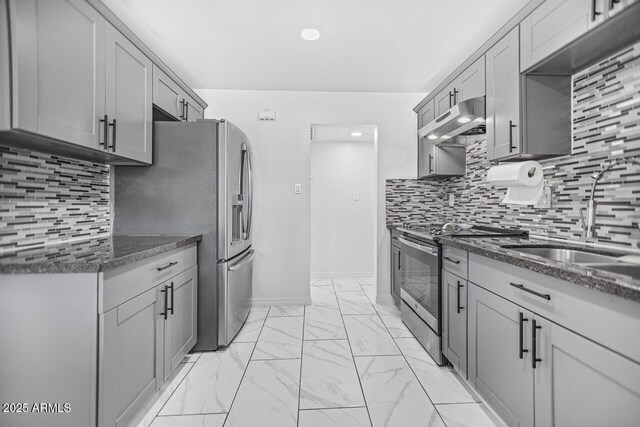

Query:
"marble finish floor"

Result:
[[135, 277, 503, 427]]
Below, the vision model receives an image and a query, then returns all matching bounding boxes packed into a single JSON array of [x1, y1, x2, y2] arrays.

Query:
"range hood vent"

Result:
[[418, 97, 486, 145]]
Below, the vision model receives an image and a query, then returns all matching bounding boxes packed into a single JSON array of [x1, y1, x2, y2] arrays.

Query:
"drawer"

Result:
[[468, 253, 640, 365], [100, 244, 197, 313], [442, 246, 468, 279]]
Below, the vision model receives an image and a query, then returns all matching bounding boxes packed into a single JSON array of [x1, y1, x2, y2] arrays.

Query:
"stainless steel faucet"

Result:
[[580, 156, 640, 238]]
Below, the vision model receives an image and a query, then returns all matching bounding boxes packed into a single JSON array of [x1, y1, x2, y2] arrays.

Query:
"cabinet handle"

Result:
[[518, 312, 529, 359], [398, 252, 401, 270], [456, 280, 464, 314], [185, 102, 189, 121], [168, 282, 174, 315], [452, 88, 458, 105], [428, 154, 433, 174], [609, 0, 620, 9], [160, 286, 168, 320], [99, 115, 109, 149], [448, 91, 453, 108], [180, 99, 186, 120], [592, 0, 602, 20], [508, 120, 516, 152], [509, 282, 551, 300], [109, 119, 117, 152], [157, 261, 178, 271], [532, 319, 542, 369], [443, 256, 460, 264]]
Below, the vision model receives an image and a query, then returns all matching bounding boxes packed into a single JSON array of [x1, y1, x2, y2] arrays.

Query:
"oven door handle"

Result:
[[398, 237, 438, 255]]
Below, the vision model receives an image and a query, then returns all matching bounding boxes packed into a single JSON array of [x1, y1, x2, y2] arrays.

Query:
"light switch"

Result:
[[353, 192, 360, 202], [294, 183, 302, 194], [449, 194, 455, 207]]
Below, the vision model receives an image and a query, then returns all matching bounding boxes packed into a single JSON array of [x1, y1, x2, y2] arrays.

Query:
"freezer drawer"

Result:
[[218, 249, 253, 346]]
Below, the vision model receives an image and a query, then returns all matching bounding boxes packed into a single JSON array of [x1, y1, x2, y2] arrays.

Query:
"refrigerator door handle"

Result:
[[245, 147, 253, 240], [228, 250, 255, 271]]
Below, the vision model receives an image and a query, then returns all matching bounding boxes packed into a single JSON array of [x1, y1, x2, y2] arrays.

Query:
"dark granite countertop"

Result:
[[0, 235, 202, 274], [440, 235, 640, 303]]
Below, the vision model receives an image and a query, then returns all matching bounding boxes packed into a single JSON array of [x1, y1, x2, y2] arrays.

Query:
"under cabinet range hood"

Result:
[[418, 97, 486, 145]]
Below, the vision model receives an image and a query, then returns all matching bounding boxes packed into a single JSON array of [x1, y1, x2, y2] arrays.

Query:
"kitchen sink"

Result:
[[582, 263, 640, 279], [500, 245, 621, 264]]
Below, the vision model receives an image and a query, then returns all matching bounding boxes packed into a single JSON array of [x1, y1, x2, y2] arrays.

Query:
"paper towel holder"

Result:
[[527, 167, 537, 178]]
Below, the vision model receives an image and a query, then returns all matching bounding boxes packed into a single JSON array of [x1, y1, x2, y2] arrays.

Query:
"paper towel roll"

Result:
[[487, 161, 544, 205], [486, 161, 543, 187]]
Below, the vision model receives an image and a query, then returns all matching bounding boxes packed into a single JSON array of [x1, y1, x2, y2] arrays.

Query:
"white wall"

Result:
[[310, 140, 374, 277], [196, 89, 421, 305]]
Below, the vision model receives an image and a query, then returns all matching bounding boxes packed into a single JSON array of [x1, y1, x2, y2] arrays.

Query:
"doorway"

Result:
[[309, 124, 377, 279]]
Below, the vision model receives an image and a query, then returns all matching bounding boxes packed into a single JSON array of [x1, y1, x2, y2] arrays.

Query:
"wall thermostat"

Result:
[[258, 109, 276, 121]]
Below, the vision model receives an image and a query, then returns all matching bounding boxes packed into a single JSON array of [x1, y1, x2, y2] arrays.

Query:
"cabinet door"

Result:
[[417, 101, 435, 178], [105, 24, 152, 164], [486, 27, 521, 161], [534, 317, 640, 427], [443, 271, 467, 377], [391, 245, 401, 305], [419, 140, 436, 177], [12, 0, 105, 148], [163, 266, 198, 380], [456, 56, 485, 102], [152, 64, 183, 120], [100, 286, 163, 427], [520, 0, 606, 71], [185, 95, 204, 122], [417, 100, 435, 129], [1, 0, 10, 130], [435, 84, 454, 117], [468, 283, 534, 427]]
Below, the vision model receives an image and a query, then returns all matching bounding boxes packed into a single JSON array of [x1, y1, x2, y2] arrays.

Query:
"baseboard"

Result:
[[376, 294, 394, 305], [310, 271, 373, 279], [251, 296, 312, 306]]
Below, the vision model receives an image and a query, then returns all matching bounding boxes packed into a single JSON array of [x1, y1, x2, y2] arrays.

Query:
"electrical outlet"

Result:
[[294, 183, 302, 194], [353, 192, 360, 202], [449, 194, 455, 207]]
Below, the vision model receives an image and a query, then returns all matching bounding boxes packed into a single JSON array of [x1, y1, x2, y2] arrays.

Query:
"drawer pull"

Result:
[[157, 261, 178, 271], [168, 282, 175, 315], [443, 256, 460, 265], [532, 319, 542, 369], [509, 282, 551, 301]]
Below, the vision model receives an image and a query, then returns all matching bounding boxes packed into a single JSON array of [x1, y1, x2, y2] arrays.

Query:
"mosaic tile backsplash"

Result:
[[0, 144, 110, 255], [388, 41, 640, 249]]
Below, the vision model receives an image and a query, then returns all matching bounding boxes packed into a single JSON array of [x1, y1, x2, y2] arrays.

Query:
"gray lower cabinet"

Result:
[[442, 270, 467, 377], [105, 24, 153, 164], [486, 27, 520, 161], [468, 283, 534, 427], [162, 266, 198, 380], [520, 0, 606, 72], [534, 317, 640, 427], [99, 287, 162, 427]]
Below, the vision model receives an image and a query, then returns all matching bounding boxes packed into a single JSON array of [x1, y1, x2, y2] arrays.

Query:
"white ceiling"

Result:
[[103, 0, 529, 93]]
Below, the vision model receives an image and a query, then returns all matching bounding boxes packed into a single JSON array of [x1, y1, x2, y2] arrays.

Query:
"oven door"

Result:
[[398, 236, 441, 333]]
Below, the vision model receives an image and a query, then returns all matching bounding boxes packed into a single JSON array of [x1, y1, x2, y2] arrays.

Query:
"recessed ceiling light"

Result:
[[350, 131, 363, 137], [301, 29, 321, 41]]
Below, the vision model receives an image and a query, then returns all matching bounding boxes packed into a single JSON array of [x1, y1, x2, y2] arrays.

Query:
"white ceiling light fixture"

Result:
[[301, 28, 321, 41], [350, 131, 363, 137]]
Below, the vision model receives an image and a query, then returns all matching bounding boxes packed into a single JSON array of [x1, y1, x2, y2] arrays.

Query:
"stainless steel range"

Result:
[[396, 223, 527, 365]]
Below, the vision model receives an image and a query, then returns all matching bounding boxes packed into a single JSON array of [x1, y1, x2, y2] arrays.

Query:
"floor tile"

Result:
[[311, 278, 334, 287], [310, 286, 338, 306], [224, 359, 300, 427], [298, 408, 371, 427], [360, 284, 377, 303], [234, 307, 269, 343], [336, 290, 377, 315], [332, 277, 362, 292], [150, 413, 226, 427], [357, 277, 375, 285], [379, 314, 413, 338], [374, 302, 401, 317], [343, 315, 400, 356], [304, 306, 347, 340], [133, 363, 195, 427], [252, 316, 303, 360], [300, 340, 365, 409], [268, 305, 305, 317], [436, 403, 501, 427], [394, 337, 477, 404], [160, 343, 254, 415], [355, 355, 445, 427]]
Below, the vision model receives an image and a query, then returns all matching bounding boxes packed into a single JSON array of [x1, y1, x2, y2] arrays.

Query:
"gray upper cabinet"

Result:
[[608, 0, 638, 16], [105, 24, 153, 164], [0, 0, 11, 129], [520, 0, 607, 72], [417, 100, 435, 128], [184, 94, 204, 122], [163, 266, 198, 381], [434, 83, 455, 117], [456, 56, 485, 103], [442, 270, 467, 377], [152, 64, 183, 120], [468, 282, 534, 427], [99, 286, 163, 427], [12, 0, 106, 150], [486, 27, 521, 161], [534, 317, 640, 427]]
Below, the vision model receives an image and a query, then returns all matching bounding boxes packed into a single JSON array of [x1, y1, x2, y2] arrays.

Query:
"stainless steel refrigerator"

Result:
[[114, 119, 253, 351]]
